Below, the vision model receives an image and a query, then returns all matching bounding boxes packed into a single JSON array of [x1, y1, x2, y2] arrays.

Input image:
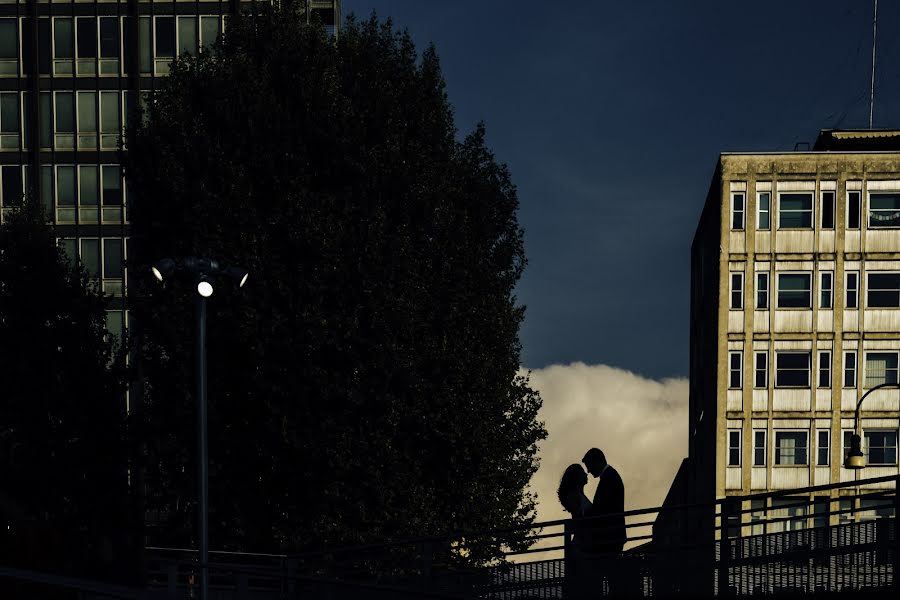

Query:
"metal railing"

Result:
[[2, 475, 895, 599]]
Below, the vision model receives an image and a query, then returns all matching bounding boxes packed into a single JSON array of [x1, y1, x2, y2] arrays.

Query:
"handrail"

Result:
[[0, 566, 147, 600]]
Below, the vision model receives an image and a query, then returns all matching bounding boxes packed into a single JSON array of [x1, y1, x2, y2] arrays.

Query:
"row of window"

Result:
[[731, 190, 900, 230], [58, 235, 127, 296], [0, 163, 127, 225], [729, 270, 894, 310], [727, 429, 897, 467], [0, 89, 143, 152], [728, 349, 900, 389], [0, 15, 224, 78]]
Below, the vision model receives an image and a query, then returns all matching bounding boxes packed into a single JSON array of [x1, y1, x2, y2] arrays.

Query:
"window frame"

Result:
[[820, 271, 833, 309], [866, 272, 900, 309], [844, 351, 857, 389], [727, 429, 741, 467], [863, 351, 899, 388], [847, 191, 861, 230], [730, 272, 743, 310], [757, 191, 770, 230], [777, 272, 812, 309], [775, 351, 811, 389], [754, 351, 768, 389], [756, 272, 769, 310], [731, 192, 745, 230], [729, 351, 742, 389], [778, 191, 814, 230], [816, 430, 829, 466], [774, 430, 809, 466], [52, 17, 74, 76], [846, 271, 859, 309], [864, 429, 898, 466], [0, 90, 21, 151], [867, 192, 900, 229], [818, 350, 831, 389], [753, 430, 766, 466], [0, 18, 18, 77], [821, 190, 835, 229]]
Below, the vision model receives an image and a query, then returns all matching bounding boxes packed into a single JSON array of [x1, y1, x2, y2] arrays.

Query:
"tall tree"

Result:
[[0, 199, 131, 579], [125, 5, 545, 559]]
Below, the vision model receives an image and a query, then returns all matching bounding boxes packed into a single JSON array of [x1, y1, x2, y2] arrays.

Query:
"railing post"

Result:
[[235, 572, 248, 600], [286, 558, 298, 600], [166, 561, 178, 600], [894, 475, 899, 593], [563, 520, 574, 600], [718, 502, 732, 598], [421, 540, 434, 591]]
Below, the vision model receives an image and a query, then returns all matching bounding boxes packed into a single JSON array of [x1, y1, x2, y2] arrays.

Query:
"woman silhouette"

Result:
[[557, 463, 592, 519]]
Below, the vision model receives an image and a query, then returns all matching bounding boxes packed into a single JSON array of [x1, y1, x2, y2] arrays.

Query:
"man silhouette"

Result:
[[583, 448, 626, 596]]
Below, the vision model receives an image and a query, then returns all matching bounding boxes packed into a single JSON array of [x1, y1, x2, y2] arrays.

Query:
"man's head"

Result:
[[582, 448, 607, 477]]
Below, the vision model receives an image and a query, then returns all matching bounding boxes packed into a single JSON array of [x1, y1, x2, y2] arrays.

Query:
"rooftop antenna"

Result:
[[869, 0, 878, 128]]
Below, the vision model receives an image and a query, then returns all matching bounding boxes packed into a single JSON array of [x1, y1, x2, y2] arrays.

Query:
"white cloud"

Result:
[[520, 362, 689, 555]]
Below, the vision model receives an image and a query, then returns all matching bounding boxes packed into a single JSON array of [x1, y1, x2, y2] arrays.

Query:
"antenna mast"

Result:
[[869, 0, 878, 128]]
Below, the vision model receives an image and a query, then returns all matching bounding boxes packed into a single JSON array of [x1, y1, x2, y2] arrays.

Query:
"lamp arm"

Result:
[[854, 382, 900, 434]]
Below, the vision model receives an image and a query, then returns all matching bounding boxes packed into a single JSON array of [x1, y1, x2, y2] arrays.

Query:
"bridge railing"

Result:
[[136, 473, 897, 598]]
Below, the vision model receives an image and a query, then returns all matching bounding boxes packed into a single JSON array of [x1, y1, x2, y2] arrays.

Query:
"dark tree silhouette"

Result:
[[0, 199, 131, 580], [124, 5, 546, 560]]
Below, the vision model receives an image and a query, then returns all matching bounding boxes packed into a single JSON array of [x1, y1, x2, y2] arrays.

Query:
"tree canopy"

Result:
[[125, 5, 545, 558], [0, 199, 130, 578]]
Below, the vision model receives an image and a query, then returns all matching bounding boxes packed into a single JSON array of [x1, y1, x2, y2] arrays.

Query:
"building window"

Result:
[[757, 191, 770, 230], [774, 431, 808, 466], [728, 430, 741, 466], [56, 165, 75, 223], [53, 17, 74, 76], [77, 91, 97, 149], [777, 273, 811, 308], [844, 351, 857, 388], [75, 16, 97, 76], [867, 272, 900, 308], [754, 351, 767, 388], [864, 352, 899, 387], [847, 191, 861, 230], [79, 237, 100, 280], [817, 430, 829, 466], [775, 352, 810, 388], [820, 271, 833, 309], [154, 16, 176, 74], [58, 238, 77, 266], [821, 190, 835, 229], [79, 165, 99, 224], [102, 237, 124, 296], [771, 497, 807, 531], [54, 91, 74, 149], [99, 17, 120, 75], [177, 16, 198, 56], [729, 351, 742, 389], [731, 193, 744, 230], [201, 16, 222, 51], [0, 18, 16, 76], [101, 165, 123, 223], [756, 272, 769, 309], [846, 271, 859, 309], [0, 165, 23, 214], [865, 430, 898, 465], [779, 192, 813, 229], [869, 193, 900, 228], [106, 309, 125, 344], [818, 351, 831, 388], [730, 272, 743, 310], [753, 430, 766, 466], [100, 92, 121, 149], [0, 92, 20, 150]]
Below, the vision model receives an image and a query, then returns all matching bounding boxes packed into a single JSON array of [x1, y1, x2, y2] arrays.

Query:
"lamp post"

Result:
[[151, 256, 249, 600], [844, 381, 900, 469]]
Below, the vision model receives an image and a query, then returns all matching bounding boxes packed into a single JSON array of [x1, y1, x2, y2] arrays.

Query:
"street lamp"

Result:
[[151, 256, 249, 600], [844, 381, 900, 469]]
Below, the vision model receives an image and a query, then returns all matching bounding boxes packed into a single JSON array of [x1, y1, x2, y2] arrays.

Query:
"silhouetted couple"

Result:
[[558, 448, 627, 598]]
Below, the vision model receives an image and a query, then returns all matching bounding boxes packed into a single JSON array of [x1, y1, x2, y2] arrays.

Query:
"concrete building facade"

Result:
[[0, 0, 340, 358], [687, 130, 900, 534]]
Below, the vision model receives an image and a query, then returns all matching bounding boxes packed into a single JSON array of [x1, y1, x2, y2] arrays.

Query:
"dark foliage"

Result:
[[124, 5, 546, 560], [0, 199, 131, 579]]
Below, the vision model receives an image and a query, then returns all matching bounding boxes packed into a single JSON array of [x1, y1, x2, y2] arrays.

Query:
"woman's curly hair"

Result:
[[557, 463, 587, 511]]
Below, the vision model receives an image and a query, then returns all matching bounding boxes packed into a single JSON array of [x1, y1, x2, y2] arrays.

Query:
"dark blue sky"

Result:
[[343, 0, 900, 379]]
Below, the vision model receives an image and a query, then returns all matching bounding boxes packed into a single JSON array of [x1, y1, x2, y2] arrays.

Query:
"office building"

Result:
[[674, 130, 900, 536]]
